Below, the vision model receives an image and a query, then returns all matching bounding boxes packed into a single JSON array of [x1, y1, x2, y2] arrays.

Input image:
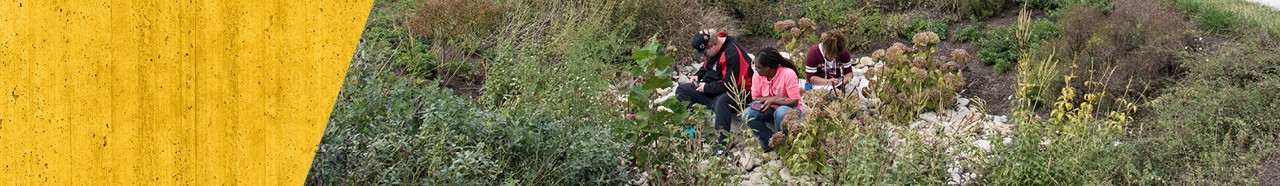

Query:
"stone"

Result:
[[779, 168, 793, 182], [956, 97, 970, 108], [973, 139, 992, 151]]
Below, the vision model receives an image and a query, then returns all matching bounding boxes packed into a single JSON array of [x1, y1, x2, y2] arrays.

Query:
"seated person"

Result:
[[745, 47, 804, 152], [675, 29, 754, 151], [804, 31, 854, 91]]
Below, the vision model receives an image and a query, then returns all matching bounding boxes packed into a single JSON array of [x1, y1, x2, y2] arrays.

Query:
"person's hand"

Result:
[[696, 83, 705, 93], [691, 75, 698, 83]]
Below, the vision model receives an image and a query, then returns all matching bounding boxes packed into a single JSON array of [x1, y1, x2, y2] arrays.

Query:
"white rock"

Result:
[[956, 97, 970, 108], [766, 160, 783, 169], [779, 168, 793, 182], [973, 139, 992, 151]]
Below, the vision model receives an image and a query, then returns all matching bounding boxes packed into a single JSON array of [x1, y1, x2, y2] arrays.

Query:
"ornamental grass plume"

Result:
[[774, 20, 796, 33]]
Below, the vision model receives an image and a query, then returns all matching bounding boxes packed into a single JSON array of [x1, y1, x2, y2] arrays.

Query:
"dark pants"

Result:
[[675, 83, 745, 147]]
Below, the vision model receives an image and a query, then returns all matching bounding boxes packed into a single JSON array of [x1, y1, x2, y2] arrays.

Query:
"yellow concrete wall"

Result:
[[0, 0, 372, 184]]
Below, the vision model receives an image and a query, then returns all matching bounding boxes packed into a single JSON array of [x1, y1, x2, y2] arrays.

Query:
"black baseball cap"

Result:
[[691, 32, 710, 60]]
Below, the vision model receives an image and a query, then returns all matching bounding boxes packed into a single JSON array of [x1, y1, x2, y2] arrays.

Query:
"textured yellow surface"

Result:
[[0, 0, 372, 184]]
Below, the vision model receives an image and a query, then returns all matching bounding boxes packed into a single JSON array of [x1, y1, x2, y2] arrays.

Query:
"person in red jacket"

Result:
[[804, 31, 853, 91], [676, 29, 754, 150]]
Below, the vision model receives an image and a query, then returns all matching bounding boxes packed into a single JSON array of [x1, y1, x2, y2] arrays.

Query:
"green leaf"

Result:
[[631, 49, 653, 61], [641, 78, 672, 90]]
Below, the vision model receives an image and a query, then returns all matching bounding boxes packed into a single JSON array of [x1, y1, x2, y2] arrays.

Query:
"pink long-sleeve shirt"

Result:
[[751, 67, 804, 110]]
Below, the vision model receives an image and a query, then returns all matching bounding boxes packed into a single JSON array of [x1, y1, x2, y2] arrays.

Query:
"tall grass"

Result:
[[1170, 0, 1280, 37]]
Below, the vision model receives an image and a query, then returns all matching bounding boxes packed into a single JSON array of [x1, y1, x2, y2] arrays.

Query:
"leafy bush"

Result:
[[953, 24, 983, 42], [867, 32, 964, 124], [307, 59, 628, 185], [801, 0, 863, 27], [979, 18, 1057, 73], [900, 17, 949, 41], [844, 9, 891, 50], [958, 0, 1007, 21]]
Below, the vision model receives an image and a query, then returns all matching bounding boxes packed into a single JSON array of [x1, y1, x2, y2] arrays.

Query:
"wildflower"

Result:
[[774, 20, 796, 33], [626, 113, 637, 120], [790, 27, 802, 37]]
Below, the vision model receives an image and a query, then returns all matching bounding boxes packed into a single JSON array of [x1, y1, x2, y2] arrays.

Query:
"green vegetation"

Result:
[[1170, 0, 1280, 36], [309, 0, 1280, 184], [979, 18, 1056, 73]]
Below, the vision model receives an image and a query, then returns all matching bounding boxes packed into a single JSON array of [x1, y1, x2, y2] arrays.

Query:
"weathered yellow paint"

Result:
[[0, 0, 372, 184]]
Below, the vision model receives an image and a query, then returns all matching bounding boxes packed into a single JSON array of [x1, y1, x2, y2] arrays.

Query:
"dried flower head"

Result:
[[871, 49, 886, 60], [951, 49, 970, 65], [790, 27, 802, 37], [911, 67, 927, 77], [943, 72, 965, 90], [665, 45, 678, 54], [774, 20, 796, 33], [912, 56, 927, 68], [798, 18, 817, 31], [769, 133, 788, 149], [776, 40, 786, 48], [887, 45, 905, 60], [783, 110, 804, 132], [912, 32, 940, 47], [942, 61, 960, 72]]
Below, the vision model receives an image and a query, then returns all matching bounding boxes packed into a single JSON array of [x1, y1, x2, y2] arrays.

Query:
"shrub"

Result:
[[406, 0, 505, 43], [801, 0, 863, 27], [629, 0, 739, 61], [958, 0, 1007, 21], [953, 23, 983, 42], [1043, 0, 1189, 98], [979, 18, 1057, 73], [867, 32, 962, 124], [900, 17, 949, 41], [704, 0, 801, 37]]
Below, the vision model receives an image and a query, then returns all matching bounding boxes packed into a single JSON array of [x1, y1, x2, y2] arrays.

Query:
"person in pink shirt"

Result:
[[745, 47, 804, 152]]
